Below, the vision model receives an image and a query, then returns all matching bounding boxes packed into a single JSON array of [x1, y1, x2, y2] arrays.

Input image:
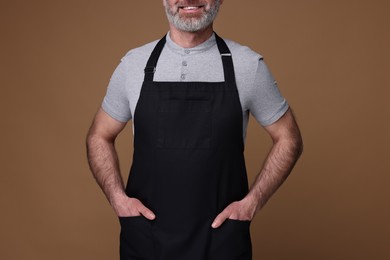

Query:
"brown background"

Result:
[[1, 0, 389, 259]]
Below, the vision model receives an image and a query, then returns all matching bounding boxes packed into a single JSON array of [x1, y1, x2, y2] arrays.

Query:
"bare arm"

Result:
[[86, 107, 155, 219], [212, 108, 303, 227], [247, 108, 303, 211]]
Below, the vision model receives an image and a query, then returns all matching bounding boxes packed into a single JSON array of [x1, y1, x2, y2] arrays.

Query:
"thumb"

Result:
[[211, 210, 229, 229], [137, 202, 156, 220]]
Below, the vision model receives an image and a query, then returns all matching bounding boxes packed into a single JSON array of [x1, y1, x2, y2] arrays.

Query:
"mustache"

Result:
[[175, 1, 208, 7]]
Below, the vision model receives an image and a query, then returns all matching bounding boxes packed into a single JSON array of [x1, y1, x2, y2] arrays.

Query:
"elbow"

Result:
[[86, 132, 95, 149], [86, 131, 110, 149], [86, 129, 116, 152], [294, 133, 304, 159], [86, 128, 105, 152], [86, 131, 98, 156], [297, 137, 304, 158], [86, 127, 97, 149]]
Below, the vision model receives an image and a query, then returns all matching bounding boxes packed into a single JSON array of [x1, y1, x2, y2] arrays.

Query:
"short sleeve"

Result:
[[249, 59, 289, 126], [101, 57, 132, 122]]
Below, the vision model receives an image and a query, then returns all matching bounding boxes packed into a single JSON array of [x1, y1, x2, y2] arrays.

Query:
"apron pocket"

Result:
[[157, 99, 211, 149], [119, 216, 154, 259], [210, 219, 252, 260]]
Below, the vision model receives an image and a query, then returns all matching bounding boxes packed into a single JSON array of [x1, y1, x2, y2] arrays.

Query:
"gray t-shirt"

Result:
[[102, 32, 288, 141]]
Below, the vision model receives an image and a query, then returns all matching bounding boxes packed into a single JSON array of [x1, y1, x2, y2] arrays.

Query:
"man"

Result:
[[86, 0, 303, 259]]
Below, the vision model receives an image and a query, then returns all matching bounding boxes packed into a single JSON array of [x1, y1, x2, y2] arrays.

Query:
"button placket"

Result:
[[181, 51, 190, 81]]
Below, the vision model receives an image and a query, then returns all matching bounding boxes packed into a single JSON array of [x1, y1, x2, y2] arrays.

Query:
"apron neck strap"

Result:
[[214, 33, 236, 86], [144, 36, 166, 82], [144, 32, 236, 85]]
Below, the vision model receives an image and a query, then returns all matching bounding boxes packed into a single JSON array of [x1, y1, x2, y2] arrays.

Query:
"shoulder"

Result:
[[120, 39, 160, 65], [221, 37, 263, 80], [113, 39, 161, 80], [222, 37, 263, 75], [223, 38, 263, 62]]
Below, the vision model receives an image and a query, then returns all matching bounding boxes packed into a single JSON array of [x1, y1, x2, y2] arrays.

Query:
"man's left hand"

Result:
[[211, 196, 258, 228]]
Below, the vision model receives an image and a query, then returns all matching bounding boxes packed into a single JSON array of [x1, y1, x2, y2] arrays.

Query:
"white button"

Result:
[[182, 61, 187, 66], [181, 74, 186, 80], [184, 50, 190, 54]]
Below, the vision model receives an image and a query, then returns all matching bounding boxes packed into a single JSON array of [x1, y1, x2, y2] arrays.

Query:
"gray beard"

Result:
[[165, 0, 221, 32]]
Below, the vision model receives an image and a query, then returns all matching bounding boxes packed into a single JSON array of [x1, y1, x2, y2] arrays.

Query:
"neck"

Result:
[[168, 24, 214, 48]]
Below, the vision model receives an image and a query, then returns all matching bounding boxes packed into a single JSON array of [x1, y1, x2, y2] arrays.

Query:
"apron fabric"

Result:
[[119, 34, 252, 260]]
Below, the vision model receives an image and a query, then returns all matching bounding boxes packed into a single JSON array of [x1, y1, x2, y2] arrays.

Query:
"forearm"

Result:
[[86, 134, 126, 205], [211, 129, 302, 227], [247, 132, 303, 213]]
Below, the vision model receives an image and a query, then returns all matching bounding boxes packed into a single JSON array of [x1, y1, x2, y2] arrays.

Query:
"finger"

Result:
[[211, 211, 229, 229], [137, 202, 156, 220]]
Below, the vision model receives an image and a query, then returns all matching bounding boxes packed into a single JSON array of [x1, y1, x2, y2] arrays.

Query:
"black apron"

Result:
[[119, 34, 252, 260]]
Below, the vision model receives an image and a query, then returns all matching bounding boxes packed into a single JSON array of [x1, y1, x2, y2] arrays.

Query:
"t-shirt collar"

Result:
[[165, 31, 217, 55]]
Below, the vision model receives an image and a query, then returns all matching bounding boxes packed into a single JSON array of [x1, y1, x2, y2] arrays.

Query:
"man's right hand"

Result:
[[112, 195, 156, 220]]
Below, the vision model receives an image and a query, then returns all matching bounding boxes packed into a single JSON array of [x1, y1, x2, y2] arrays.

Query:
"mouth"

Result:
[[180, 6, 204, 10], [178, 5, 205, 13]]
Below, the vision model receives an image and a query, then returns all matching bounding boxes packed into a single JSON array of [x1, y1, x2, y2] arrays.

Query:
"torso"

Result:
[[118, 34, 252, 260]]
